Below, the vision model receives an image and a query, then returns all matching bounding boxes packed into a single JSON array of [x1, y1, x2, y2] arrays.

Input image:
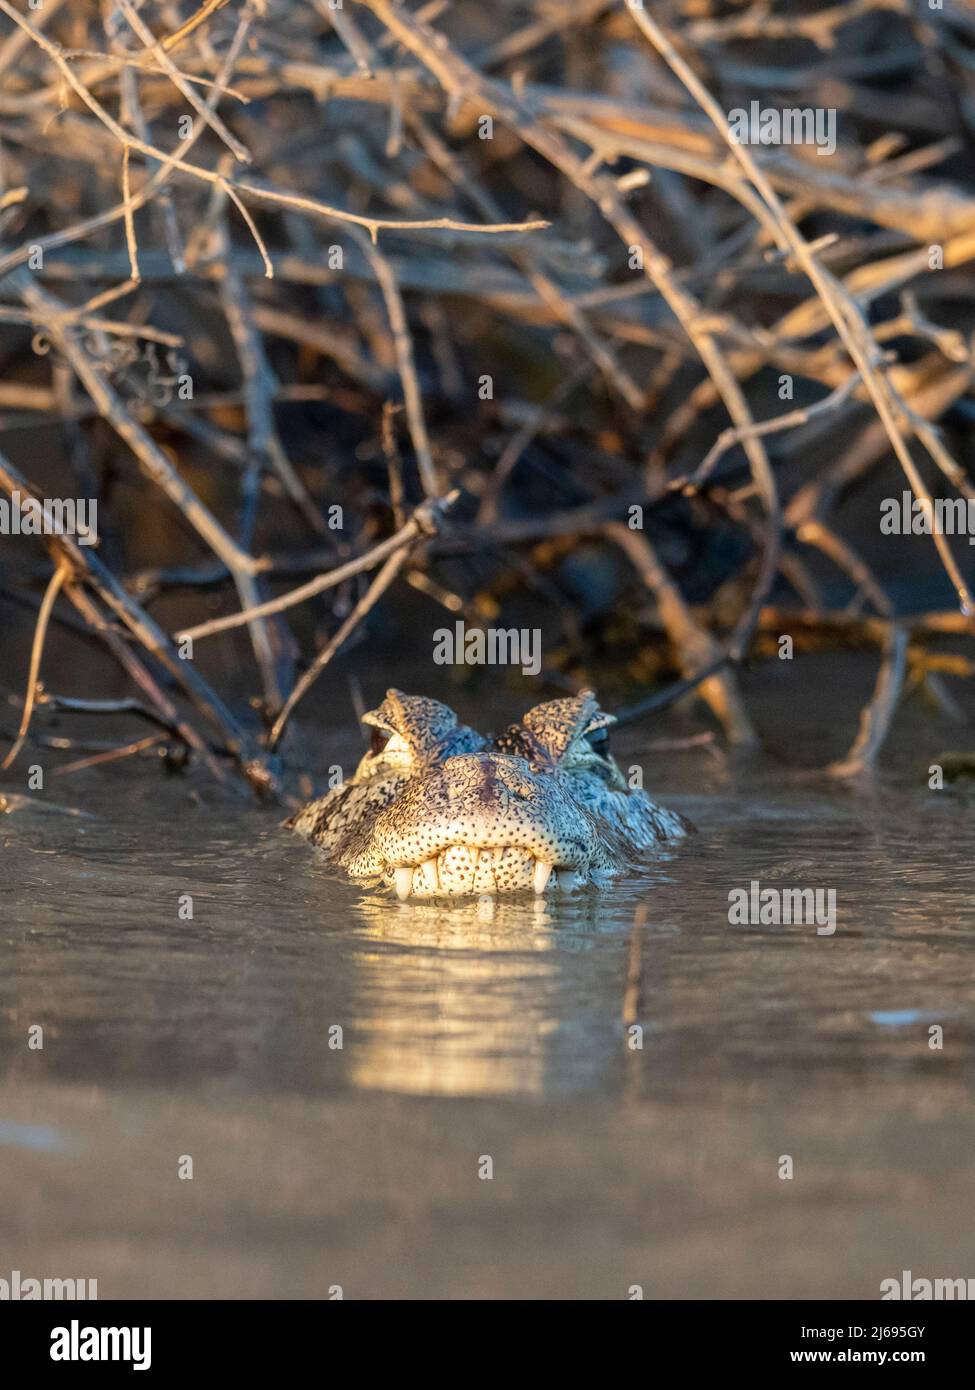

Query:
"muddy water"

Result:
[[1, 660, 973, 1298]]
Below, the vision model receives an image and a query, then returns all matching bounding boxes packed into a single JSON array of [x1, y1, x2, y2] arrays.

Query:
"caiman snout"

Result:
[[366, 752, 596, 898]]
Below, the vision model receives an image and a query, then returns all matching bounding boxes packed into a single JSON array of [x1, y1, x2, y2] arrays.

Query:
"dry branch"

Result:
[[1, 0, 974, 793]]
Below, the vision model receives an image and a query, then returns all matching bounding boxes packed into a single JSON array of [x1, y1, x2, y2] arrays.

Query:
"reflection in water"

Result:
[[347, 894, 586, 1097], [2, 723, 973, 1108]]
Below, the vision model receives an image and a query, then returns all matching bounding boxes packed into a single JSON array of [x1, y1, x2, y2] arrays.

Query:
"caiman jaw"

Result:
[[389, 846, 564, 899], [371, 750, 596, 899]]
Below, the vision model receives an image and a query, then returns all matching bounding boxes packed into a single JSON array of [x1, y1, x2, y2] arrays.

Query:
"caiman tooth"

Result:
[[419, 858, 439, 895], [532, 859, 554, 895], [393, 866, 414, 901]]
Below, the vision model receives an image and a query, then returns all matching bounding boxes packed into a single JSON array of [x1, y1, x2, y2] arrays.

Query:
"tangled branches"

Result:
[[1, 0, 974, 795]]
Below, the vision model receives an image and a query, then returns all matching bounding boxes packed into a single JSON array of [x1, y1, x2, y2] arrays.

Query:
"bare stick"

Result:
[[622, 904, 648, 1028], [352, 227, 438, 497], [604, 522, 757, 744], [828, 626, 910, 778], [179, 493, 458, 642], [121, 144, 140, 281], [52, 733, 168, 778], [1, 561, 67, 771], [268, 545, 413, 751]]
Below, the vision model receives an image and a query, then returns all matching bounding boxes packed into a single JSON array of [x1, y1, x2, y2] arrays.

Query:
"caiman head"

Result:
[[289, 689, 691, 899]]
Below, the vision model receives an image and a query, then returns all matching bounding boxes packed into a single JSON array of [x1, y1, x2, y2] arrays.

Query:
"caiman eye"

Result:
[[585, 727, 610, 757], [370, 726, 391, 756]]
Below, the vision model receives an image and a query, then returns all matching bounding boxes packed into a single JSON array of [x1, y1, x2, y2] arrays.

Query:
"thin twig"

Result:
[[268, 546, 413, 751], [1, 561, 68, 772]]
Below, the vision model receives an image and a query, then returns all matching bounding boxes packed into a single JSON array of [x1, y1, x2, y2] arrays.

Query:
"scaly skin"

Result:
[[289, 689, 692, 898]]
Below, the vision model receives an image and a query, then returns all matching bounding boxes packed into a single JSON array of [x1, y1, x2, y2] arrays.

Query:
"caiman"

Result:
[[289, 689, 691, 899]]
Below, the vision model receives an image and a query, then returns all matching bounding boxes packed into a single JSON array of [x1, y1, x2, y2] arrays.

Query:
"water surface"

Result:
[[1, 661, 973, 1297]]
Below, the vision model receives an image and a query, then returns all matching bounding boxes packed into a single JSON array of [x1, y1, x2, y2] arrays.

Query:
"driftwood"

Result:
[[2, 0, 974, 793]]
